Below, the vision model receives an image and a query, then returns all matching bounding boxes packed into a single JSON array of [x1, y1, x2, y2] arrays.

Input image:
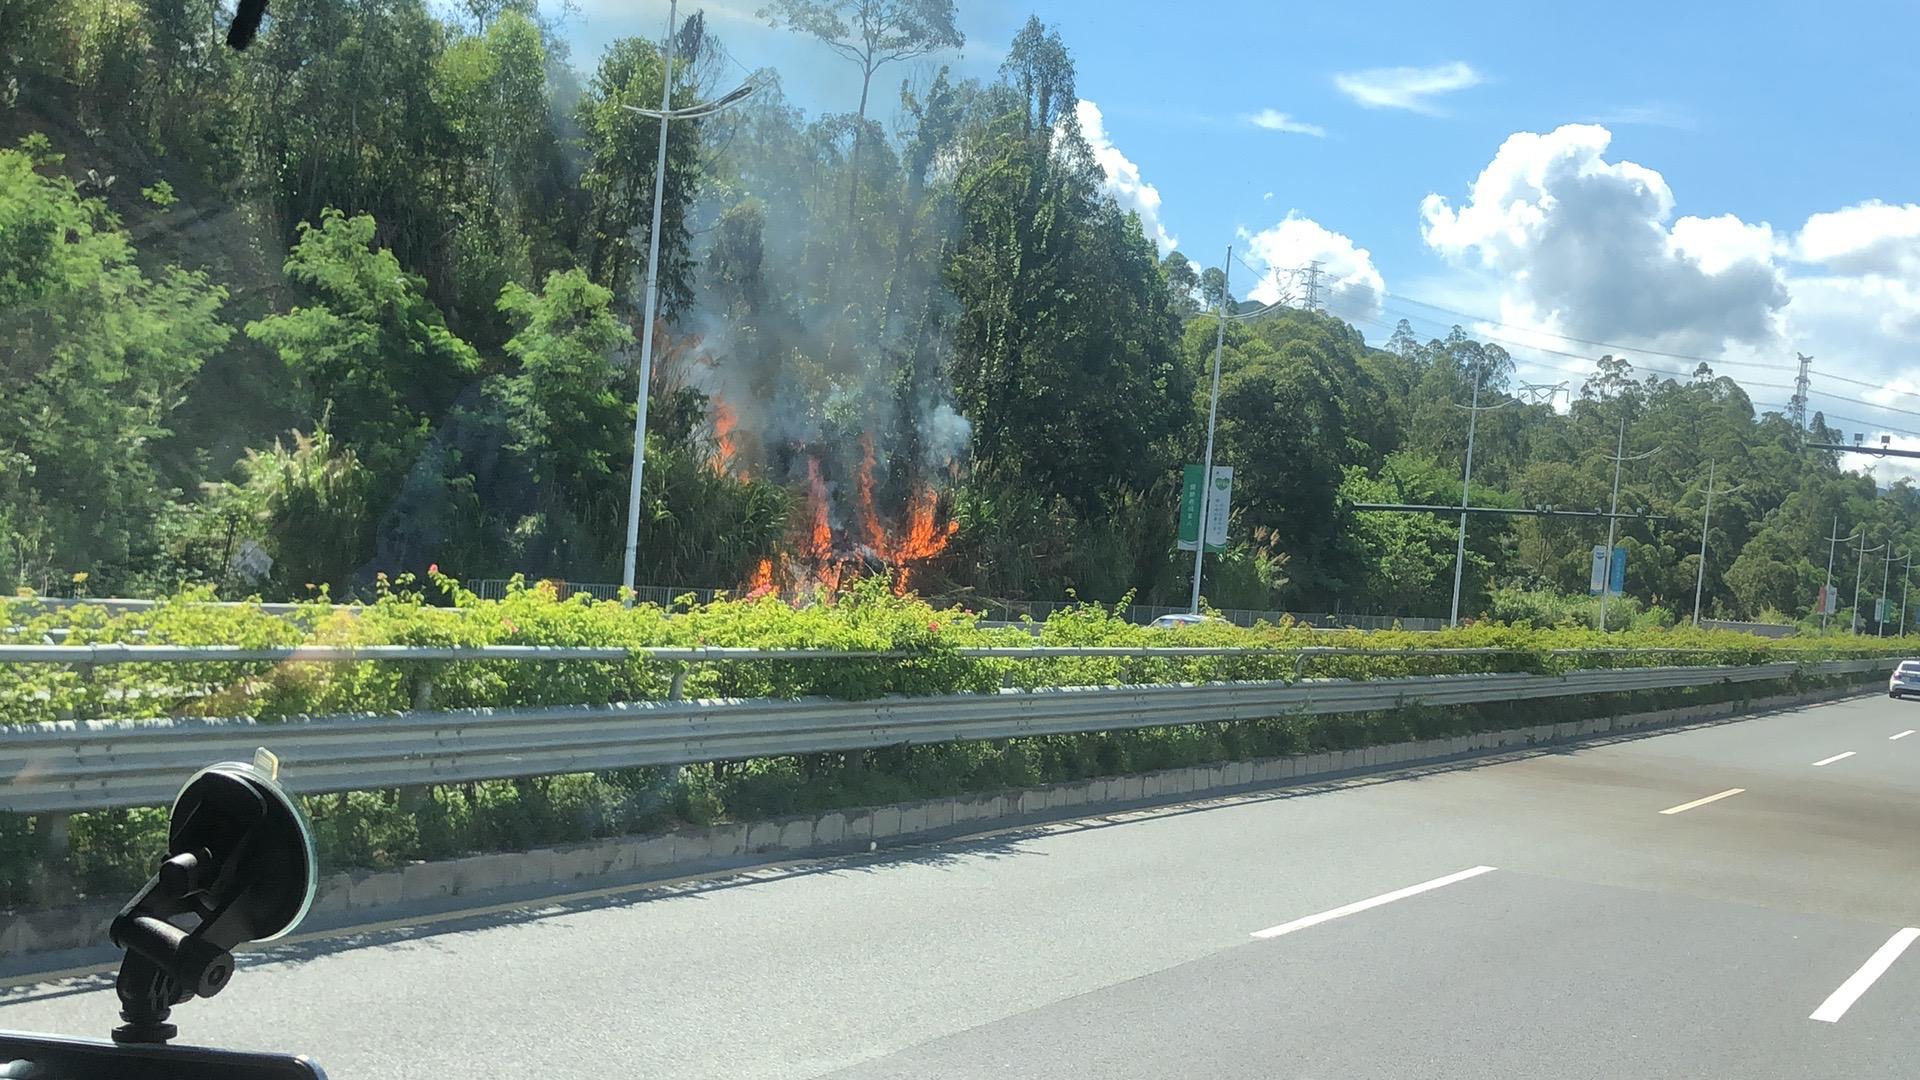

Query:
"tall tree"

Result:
[[246, 209, 480, 487], [0, 137, 231, 589], [759, 0, 963, 215]]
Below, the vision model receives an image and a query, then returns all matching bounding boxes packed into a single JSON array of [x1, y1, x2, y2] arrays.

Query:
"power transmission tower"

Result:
[[1789, 353, 1813, 430], [1303, 260, 1323, 313], [1516, 382, 1566, 407]]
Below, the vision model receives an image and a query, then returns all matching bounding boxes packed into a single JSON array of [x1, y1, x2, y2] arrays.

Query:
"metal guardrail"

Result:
[[0, 658, 1891, 815]]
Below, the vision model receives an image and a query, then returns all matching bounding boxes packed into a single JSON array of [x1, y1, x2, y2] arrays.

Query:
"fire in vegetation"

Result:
[[709, 399, 741, 477], [692, 349, 968, 603], [731, 438, 959, 602]]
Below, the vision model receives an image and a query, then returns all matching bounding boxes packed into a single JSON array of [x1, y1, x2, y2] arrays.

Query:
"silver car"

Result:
[[1890, 660, 1920, 698]]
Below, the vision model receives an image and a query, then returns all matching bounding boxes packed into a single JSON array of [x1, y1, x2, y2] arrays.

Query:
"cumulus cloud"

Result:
[[1793, 202, 1920, 337], [1075, 99, 1175, 254], [1239, 212, 1386, 320], [1333, 62, 1482, 114], [1420, 123, 1787, 355], [1243, 109, 1326, 136]]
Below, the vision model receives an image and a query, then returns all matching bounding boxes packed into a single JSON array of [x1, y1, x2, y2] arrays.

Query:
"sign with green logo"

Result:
[[1177, 465, 1232, 553]]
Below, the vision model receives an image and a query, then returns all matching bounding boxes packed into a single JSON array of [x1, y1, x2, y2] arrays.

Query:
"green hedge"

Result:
[[2, 576, 1906, 724], [0, 577, 1907, 910]]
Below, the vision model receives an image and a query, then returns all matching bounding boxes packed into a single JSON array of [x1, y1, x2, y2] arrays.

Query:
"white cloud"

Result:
[[1262, 191, 1274, 201], [1409, 125, 1920, 459], [1075, 99, 1176, 254], [1420, 123, 1787, 355], [1243, 109, 1326, 137], [1238, 212, 1385, 320], [1333, 61, 1482, 115], [1580, 103, 1694, 130]]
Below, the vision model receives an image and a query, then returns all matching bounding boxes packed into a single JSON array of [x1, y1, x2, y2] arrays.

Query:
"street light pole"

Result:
[[1599, 417, 1659, 632], [615, 5, 759, 603], [1690, 460, 1743, 628], [1190, 248, 1231, 615], [1448, 370, 1482, 628], [619, 0, 679, 604]]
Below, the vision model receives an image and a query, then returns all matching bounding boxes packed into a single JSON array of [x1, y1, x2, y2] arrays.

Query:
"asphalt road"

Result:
[[5, 692, 1920, 1077]]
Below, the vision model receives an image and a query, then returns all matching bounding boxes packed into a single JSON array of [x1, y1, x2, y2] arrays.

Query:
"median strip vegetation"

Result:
[[0, 577, 1904, 910]]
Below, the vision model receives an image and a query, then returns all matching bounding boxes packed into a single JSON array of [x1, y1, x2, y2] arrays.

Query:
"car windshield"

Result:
[[7, 3, 1920, 1078]]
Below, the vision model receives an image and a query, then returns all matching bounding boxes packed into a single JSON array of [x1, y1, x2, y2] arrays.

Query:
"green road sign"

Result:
[[1177, 464, 1231, 553]]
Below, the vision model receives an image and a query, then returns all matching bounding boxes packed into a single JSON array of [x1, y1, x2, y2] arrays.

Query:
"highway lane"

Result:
[[4, 691, 1919, 1077]]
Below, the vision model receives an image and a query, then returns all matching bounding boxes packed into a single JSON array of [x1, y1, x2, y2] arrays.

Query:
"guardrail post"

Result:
[[412, 667, 436, 711], [41, 812, 69, 857], [666, 665, 688, 786]]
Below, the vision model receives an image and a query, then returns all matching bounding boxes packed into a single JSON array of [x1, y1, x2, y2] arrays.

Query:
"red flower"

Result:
[[502, 618, 519, 634], [428, 563, 440, 575], [928, 621, 940, 632]]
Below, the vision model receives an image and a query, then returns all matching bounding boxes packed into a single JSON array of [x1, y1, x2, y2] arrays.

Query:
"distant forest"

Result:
[[0, 1, 1908, 627]]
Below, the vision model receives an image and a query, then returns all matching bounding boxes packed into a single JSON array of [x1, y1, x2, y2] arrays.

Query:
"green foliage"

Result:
[[573, 34, 704, 312], [496, 269, 635, 503], [0, 138, 231, 593], [246, 209, 481, 487], [216, 426, 378, 596], [2, 582, 1894, 907], [11, 1, 1920, 636]]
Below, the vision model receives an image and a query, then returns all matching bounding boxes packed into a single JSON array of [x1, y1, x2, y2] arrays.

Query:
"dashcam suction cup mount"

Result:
[[109, 750, 317, 1045]]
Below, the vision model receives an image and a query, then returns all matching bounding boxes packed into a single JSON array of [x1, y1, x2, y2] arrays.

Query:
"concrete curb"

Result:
[[0, 679, 1875, 966]]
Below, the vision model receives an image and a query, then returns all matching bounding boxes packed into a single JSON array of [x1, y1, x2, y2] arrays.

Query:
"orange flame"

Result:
[[807, 459, 832, 559], [710, 399, 740, 476], [857, 434, 885, 551], [784, 446, 957, 600], [745, 557, 775, 599]]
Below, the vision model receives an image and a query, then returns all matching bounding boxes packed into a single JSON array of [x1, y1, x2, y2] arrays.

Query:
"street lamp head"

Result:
[[620, 75, 761, 121]]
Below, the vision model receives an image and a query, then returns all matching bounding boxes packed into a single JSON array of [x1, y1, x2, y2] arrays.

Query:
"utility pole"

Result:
[[1599, 416, 1660, 631], [1190, 248, 1232, 614], [1789, 353, 1813, 431], [1821, 516, 1858, 632], [1447, 367, 1511, 627], [1691, 460, 1744, 627], [1881, 542, 1897, 636], [1854, 534, 1885, 634], [1902, 551, 1914, 636]]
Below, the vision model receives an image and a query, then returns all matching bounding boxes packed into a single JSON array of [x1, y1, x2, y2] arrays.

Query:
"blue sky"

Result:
[[562, 0, 1920, 467]]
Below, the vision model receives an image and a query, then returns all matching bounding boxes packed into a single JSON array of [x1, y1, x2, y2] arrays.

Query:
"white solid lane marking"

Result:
[[1251, 865, 1497, 939], [1659, 788, 1746, 815], [1892, 730, 1915, 741], [1810, 928, 1920, 1023], [1813, 752, 1857, 766]]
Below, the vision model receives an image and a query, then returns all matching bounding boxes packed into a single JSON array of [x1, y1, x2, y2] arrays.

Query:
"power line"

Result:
[[1763, 405, 1920, 440], [1382, 293, 1920, 405], [1372, 307, 1796, 390], [1382, 293, 1799, 371], [1374, 308, 1920, 419]]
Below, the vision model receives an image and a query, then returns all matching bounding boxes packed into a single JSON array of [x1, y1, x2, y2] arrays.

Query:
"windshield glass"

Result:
[[6, 4, 1920, 1078]]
